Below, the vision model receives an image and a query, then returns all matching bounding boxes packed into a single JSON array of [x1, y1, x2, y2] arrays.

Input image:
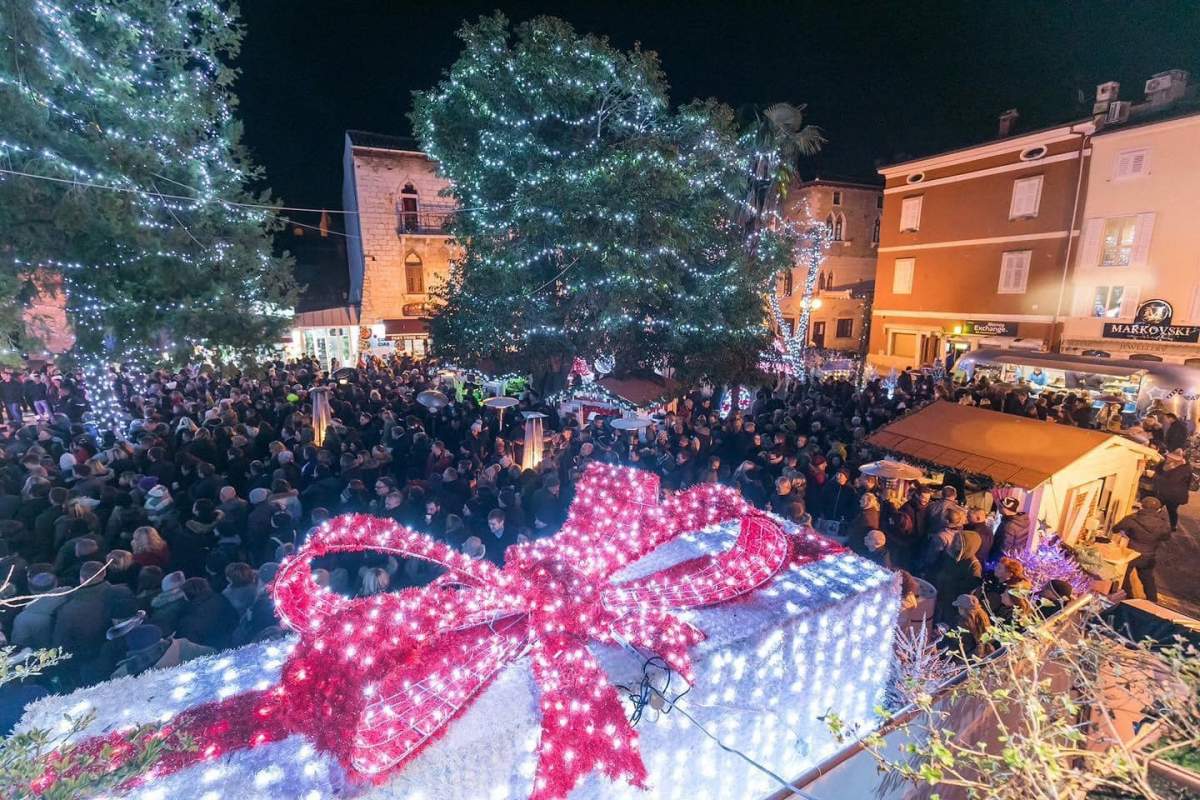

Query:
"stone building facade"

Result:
[[778, 179, 880, 352], [342, 130, 459, 356]]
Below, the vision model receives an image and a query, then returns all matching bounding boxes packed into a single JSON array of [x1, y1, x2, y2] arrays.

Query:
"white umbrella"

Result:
[[857, 459, 924, 481]]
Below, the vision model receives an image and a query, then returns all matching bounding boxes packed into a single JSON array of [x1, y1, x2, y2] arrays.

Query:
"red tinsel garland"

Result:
[[36, 464, 843, 800]]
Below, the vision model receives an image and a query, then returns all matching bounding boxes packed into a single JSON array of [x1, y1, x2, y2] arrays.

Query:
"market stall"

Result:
[[556, 374, 680, 423], [953, 348, 1200, 427], [867, 402, 1161, 551]]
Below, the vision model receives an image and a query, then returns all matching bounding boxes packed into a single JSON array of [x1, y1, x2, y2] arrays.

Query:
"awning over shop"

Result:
[[982, 351, 1147, 379], [866, 401, 1159, 488], [384, 318, 431, 335], [294, 305, 360, 328]]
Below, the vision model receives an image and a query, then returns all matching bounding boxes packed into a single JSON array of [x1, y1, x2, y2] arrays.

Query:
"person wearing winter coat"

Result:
[[818, 469, 859, 527], [1114, 496, 1173, 602], [147, 570, 188, 636], [175, 577, 238, 650], [171, 500, 223, 577], [1152, 450, 1192, 531], [50, 561, 135, 686], [863, 529, 893, 570], [111, 623, 213, 679], [990, 497, 1030, 560], [10, 570, 68, 649], [846, 493, 881, 556], [883, 496, 918, 571], [931, 532, 984, 625]]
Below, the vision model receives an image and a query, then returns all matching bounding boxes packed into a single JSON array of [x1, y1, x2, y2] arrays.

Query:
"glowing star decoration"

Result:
[[34, 464, 851, 800]]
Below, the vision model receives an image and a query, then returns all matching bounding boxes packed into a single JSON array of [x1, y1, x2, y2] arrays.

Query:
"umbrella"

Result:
[[483, 395, 519, 429], [416, 390, 449, 410], [857, 459, 924, 481]]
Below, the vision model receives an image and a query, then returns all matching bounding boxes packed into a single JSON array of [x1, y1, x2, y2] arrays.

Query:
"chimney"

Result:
[[1093, 81, 1120, 114], [998, 108, 1020, 138]]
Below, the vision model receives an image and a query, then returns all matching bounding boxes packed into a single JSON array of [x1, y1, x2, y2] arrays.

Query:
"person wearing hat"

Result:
[[111, 623, 214, 679], [148, 569, 189, 636], [10, 568, 68, 650], [1152, 449, 1192, 531], [863, 530, 893, 570], [1113, 496, 1172, 602], [989, 496, 1030, 561]]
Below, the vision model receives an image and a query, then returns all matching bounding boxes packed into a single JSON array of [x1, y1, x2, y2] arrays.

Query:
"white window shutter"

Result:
[[900, 196, 922, 231], [1078, 218, 1103, 268], [1130, 212, 1156, 268], [1115, 152, 1133, 179], [1009, 176, 1042, 218], [893, 258, 914, 294], [1119, 285, 1141, 318], [1071, 284, 1092, 317]]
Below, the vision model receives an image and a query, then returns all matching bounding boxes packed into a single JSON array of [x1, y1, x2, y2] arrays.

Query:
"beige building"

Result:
[[779, 179, 880, 351], [1060, 97, 1200, 364], [342, 130, 459, 357]]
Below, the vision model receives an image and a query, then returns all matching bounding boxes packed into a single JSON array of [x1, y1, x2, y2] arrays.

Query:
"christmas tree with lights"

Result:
[[412, 13, 796, 392], [0, 0, 295, 419]]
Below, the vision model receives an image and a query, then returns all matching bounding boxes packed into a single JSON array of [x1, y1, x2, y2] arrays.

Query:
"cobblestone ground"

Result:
[[1151, 492, 1200, 619]]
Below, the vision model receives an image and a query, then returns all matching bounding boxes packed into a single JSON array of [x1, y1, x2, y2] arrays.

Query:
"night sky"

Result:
[[235, 0, 1200, 214]]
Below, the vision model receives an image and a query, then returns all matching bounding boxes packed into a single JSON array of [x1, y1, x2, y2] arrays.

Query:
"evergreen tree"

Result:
[[412, 13, 795, 390], [0, 0, 296, 367]]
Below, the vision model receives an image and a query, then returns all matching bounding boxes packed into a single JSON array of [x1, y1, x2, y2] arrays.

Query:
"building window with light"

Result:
[[1101, 216, 1138, 266], [826, 212, 845, 241], [1092, 286, 1125, 317], [398, 183, 420, 233], [405, 252, 424, 294]]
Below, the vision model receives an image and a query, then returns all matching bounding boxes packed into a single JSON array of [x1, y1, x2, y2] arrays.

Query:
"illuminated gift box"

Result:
[[19, 465, 898, 800]]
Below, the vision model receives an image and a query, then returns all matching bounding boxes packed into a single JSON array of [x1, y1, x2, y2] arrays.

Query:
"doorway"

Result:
[[812, 321, 826, 348]]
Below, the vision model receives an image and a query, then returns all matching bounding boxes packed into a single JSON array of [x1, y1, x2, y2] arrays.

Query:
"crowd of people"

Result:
[[0, 355, 1192, 728]]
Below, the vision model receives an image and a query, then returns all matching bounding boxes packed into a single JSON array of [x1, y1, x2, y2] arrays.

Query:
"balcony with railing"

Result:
[[396, 204, 456, 236]]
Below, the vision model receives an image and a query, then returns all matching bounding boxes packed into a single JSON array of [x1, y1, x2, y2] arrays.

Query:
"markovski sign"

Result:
[[1102, 298, 1200, 343]]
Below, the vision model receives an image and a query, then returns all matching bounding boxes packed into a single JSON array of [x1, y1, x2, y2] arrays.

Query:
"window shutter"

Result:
[[1190, 284, 1200, 324], [1078, 218, 1103, 268], [893, 258, 915, 294], [1119, 285, 1141, 319], [1071, 284, 1092, 317], [900, 197, 922, 231], [1130, 212, 1156, 268], [1115, 152, 1133, 179], [1009, 176, 1042, 218], [998, 251, 1030, 294]]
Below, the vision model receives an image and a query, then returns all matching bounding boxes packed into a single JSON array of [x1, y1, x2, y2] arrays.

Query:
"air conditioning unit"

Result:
[[1095, 81, 1121, 102], [1144, 69, 1189, 104], [1106, 101, 1131, 124]]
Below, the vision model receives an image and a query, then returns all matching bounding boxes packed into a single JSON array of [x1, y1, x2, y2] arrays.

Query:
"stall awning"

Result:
[[384, 318, 430, 335], [294, 305, 360, 328], [983, 351, 1147, 379], [596, 375, 680, 409], [867, 401, 1158, 488]]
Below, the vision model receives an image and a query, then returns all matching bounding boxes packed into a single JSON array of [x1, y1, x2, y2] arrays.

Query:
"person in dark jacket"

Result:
[[883, 496, 918, 570], [965, 508, 995, 563], [50, 561, 135, 686], [819, 468, 859, 527], [846, 493, 881, 556], [990, 496, 1031, 560], [1152, 450, 1192, 531], [1163, 413, 1189, 453], [175, 577, 238, 650], [863, 529, 893, 570], [147, 569, 188, 636], [932, 532, 984, 625], [1114, 496, 1172, 602]]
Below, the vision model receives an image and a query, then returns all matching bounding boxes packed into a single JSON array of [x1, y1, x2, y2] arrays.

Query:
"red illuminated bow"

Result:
[[37, 464, 843, 800]]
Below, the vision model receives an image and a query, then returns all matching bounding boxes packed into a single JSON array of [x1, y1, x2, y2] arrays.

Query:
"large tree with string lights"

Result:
[[0, 0, 295, 381], [412, 13, 795, 391]]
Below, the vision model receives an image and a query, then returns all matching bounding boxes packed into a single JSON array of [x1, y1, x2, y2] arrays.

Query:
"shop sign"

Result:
[[1102, 299, 1200, 343], [963, 320, 1018, 337]]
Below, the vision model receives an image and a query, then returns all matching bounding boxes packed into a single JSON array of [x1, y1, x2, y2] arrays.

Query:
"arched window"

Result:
[[404, 251, 424, 294], [783, 269, 793, 297], [1129, 353, 1163, 362], [817, 272, 826, 291], [871, 217, 880, 244], [398, 183, 420, 233], [826, 270, 834, 288], [825, 213, 835, 239], [834, 213, 845, 241]]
